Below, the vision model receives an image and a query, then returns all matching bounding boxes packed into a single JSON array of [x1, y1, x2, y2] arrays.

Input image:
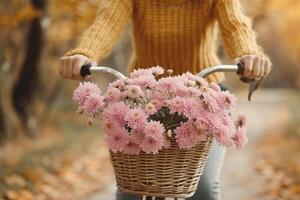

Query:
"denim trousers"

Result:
[[116, 83, 228, 200]]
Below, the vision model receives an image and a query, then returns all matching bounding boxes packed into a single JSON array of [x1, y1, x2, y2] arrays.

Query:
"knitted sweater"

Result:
[[66, 0, 263, 82]]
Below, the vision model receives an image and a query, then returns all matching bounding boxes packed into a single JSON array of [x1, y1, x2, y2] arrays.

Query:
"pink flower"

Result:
[[214, 127, 234, 147], [140, 136, 164, 154], [149, 99, 164, 110], [108, 79, 126, 91], [73, 82, 102, 106], [217, 91, 237, 110], [183, 97, 202, 119], [232, 127, 248, 149], [195, 77, 208, 87], [130, 130, 145, 144], [106, 130, 129, 153], [175, 121, 198, 149], [82, 93, 104, 115], [182, 72, 197, 81], [149, 66, 165, 76], [167, 97, 185, 115], [103, 102, 129, 127], [102, 120, 121, 135], [130, 69, 148, 78], [125, 108, 147, 130], [123, 140, 141, 155], [187, 87, 201, 97], [235, 114, 247, 128], [156, 77, 178, 92], [202, 90, 220, 113], [144, 120, 165, 139], [209, 82, 221, 92], [105, 87, 122, 103], [195, 115, 212, 133], [145, 103, 157, 115], [133, 75, 156, 89], [124, 85, 144, 98], [174, 85, 190, 97]]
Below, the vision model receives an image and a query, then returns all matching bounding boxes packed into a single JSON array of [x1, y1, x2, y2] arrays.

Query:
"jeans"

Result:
[[116, 83, 228, 200]]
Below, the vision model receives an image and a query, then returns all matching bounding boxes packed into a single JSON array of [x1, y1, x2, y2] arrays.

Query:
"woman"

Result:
[[59, 0, 271, 199]]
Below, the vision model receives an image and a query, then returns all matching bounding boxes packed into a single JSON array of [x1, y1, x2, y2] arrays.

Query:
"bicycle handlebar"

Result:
[[80, 63, 248, 79]]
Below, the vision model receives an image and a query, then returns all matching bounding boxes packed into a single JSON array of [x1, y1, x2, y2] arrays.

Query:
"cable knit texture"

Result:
[[66, 0, 263, 82]]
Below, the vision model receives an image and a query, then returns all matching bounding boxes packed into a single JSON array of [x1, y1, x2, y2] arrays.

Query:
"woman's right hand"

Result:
[[59, 54, 96, 80]]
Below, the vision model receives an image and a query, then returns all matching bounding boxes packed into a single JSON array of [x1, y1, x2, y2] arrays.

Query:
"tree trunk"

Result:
[[12, 0, 47, 133]]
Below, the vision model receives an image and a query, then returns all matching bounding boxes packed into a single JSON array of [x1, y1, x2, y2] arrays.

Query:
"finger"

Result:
[[73, 58, 85, 80], [243, 56, 254, 77], [62, 58, 68, 78], [66, 58, 73, 78], [252, 57, 260, 78], [259, 58, 265, 77], [264, 59, 272, 77]]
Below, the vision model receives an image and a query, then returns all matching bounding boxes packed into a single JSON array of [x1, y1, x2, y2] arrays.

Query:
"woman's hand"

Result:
[[235, 54, 272, 79], [59, 54, 96, 80]]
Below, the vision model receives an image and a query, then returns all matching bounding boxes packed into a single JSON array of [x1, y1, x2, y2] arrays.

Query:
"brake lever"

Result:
[[237, 63, 263, 101]]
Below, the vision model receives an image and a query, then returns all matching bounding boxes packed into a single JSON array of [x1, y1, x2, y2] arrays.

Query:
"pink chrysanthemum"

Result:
[[108, 79, 126, 91], [82, 93, 104, 115], [140, 136, 164, 154], [202, 90, 221, 113], [144, 120, 165, 139], [235, 114, 247, 128], [124, 85, 144, 98], [73, 82, 102, 106], [232, 127, 248, 149], [174, 85, 190, 97], [195, 77, 208, 87], [123, 140, 141, 155], [105, 130, 129, 153], [214, 127, 234, 147], [209, 82, 221, 92], [125, 108, 147, 130], [217, 91, 237, 110], [149, 66, 165, 76], [156, 77, 178, 92], [130, 68, 154, 78], [183, 97, 202, 119], [149, 99, 164, 110], [167, 97, 185, 115], [175, 121, 199, 149], [187, 87, 201, 97], [133, 75, 156, 89], [145, 103, 157, 115], [130, 130, 145, 144], [102, 120, 122, 135], [103, 102, 129, 127], [182, 72, 197, 81], [105, 87, 122, 103]]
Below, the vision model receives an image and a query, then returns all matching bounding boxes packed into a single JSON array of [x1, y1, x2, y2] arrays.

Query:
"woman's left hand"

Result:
[[234, 54, 272, 79]]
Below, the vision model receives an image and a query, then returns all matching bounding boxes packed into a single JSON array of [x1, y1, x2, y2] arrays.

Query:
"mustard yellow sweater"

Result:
[[66, 0, 263, 82]]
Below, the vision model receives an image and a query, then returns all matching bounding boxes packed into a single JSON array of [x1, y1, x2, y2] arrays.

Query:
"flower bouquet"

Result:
[[72, 66, 248, 197]]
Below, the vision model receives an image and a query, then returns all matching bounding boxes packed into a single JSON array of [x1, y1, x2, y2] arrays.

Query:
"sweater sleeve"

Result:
[[215, 0, 263, 59], [65, 0, 132, 61]]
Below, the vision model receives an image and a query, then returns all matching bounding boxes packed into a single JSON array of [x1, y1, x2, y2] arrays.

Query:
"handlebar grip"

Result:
[[80, 64, 92, 77], [236, 62, 255, 83]]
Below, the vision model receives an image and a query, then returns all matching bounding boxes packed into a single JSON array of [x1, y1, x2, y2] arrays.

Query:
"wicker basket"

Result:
[[110, 135, 213, 198]]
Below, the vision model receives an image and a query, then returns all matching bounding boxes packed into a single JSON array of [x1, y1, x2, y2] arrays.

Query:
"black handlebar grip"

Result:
[[236, 62, 255, 83], [80, 64, 92, 77]]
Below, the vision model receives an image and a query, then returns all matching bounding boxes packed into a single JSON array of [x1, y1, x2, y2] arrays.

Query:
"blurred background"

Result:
[[0, 0, 299, 199]]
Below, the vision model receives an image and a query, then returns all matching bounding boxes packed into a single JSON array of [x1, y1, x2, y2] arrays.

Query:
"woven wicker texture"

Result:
[[110, 135, 213, 198]]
